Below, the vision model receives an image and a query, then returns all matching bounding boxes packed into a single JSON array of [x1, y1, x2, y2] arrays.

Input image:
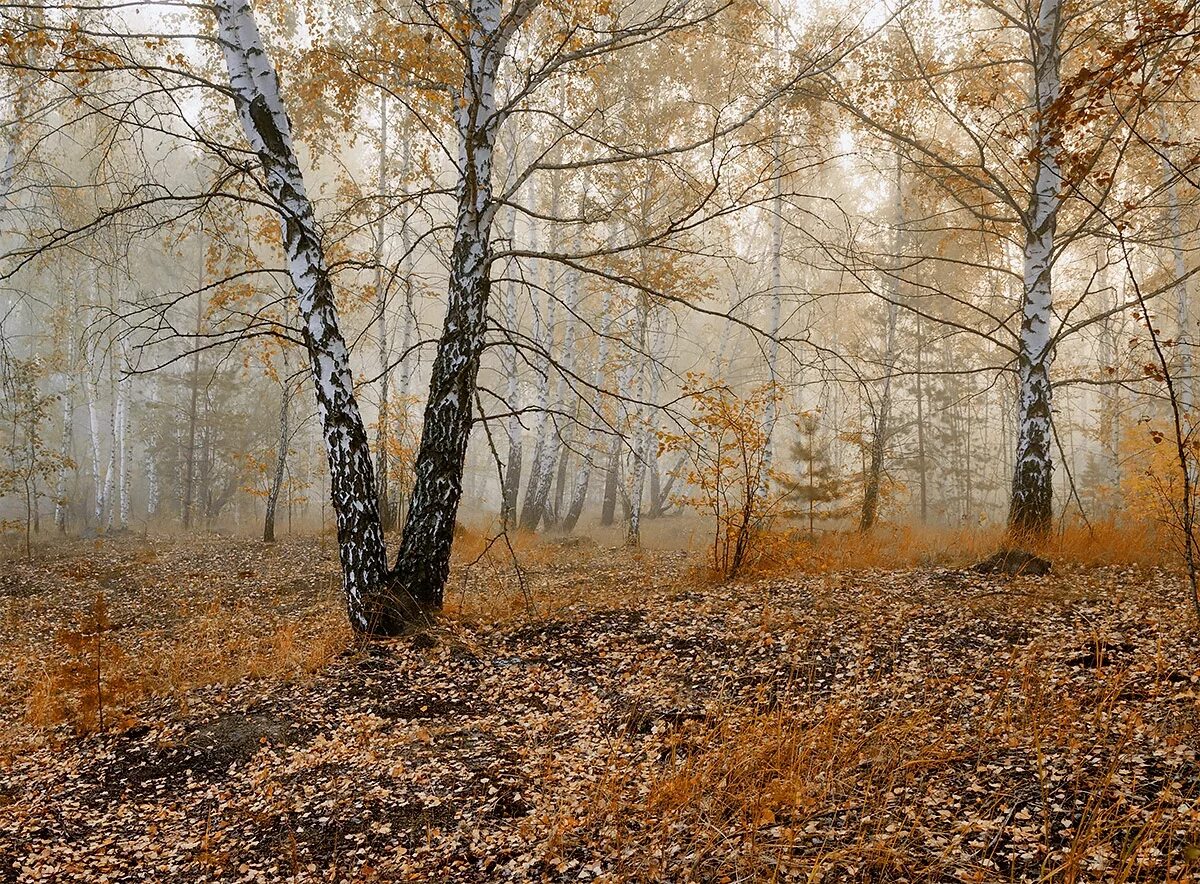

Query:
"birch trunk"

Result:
[[1008, 0, 1062, 536], [391, 0, 515, 611], [914, 313, 928, 522], [147, 453, 158, 518], [373, 90, 394, 531], [500, 202, 523, 527], [101, 365, 117, 531], [1159, 111, 1192, 411], [54, 337, 74, 533], [518, 176, 557, 532], [264, 379, 290, 543], [860, 151, 903, 532], [625, 295, 651, 546], [182, 242, 203, 530], [116, 366, 130, 529], [83, 335, 105, 527], [395, 135, 417, 523], [215, 0, 389, 632], [562, 284, 614, 533], [759, 123, 784, 489]]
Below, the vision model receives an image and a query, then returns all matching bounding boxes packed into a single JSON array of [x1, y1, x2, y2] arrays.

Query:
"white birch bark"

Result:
[[115, 365, 130, 528], [392, 0, 533, 609], [519, 174, 556, 531], [101, 371, 116, 531], [373, 89, 393, 527], [147, 452, 158, 518], [1009, 0, 1062, 535], [860, 148, 903, 531], [83, 336, 105, 526], [54, 335, 74, 533], [500, 199, 523, 526], [1158, 110, 1192, 411], [562, 282, 614, 533], [215, 0, 389, 631], [264, 377, 290, 542], [759, 28, 785, 492], [625, 294, 651, 546]]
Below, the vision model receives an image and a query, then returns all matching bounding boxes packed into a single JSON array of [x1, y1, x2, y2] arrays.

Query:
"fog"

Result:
[[0, 0, 1191, 571]]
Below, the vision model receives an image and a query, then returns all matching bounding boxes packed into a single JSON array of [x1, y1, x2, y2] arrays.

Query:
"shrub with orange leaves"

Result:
[[659, 374, 786, 579]]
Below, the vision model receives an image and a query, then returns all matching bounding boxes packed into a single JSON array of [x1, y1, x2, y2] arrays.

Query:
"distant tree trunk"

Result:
[[648, 460, 663, 518], [546, 181, 586, 528], [1160, 109, 1192, 411], [626, 295, 651, 546], [84, 337, 104, 526], [373, 89, 394, 532], [54, 337, 74, 533], [146, 454, 158, 519], [117, 368, 130, 529], [562, 285, 614, 534], [759, 113, 784, 488], [1008, 0, 1062, 537], [199, 395, 213, 529], [216, 0, 389, 632], [264, 379, 290, 543], [860, 150, 903, 532], [395, 151, 417, 526], [1103, 249, 1122, 489], [101, 366, 118, 531], [500, 202, 523, 528], [519, 176, 557, 533], [182, 245, 202, 531], [601, 431, 621, 527], [655, 452, 689, 510], [914, 313, 928, 523]]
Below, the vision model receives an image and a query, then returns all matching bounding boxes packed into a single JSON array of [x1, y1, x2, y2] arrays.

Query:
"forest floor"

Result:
[[2, 534, 1200, 882]]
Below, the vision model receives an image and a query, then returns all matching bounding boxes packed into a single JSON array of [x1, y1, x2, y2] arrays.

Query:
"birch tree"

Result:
[[214, 0, 390, 631]]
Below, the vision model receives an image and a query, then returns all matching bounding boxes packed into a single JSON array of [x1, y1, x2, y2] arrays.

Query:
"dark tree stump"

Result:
[[972, 549, 1052, 576]]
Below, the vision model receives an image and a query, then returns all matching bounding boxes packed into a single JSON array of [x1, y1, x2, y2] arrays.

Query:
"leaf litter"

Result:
[[1, 536, 1200, 881]]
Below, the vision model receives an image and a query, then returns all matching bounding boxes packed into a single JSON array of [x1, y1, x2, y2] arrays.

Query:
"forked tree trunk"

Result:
[[600, 431, 621, 527], [1008, 0, 1062, 537], [519, 177, 557, 532], [216, 0, 389, 631]]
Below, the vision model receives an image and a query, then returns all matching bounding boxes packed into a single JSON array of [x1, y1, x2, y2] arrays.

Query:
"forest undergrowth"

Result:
[[2, 528, 1199, 882]]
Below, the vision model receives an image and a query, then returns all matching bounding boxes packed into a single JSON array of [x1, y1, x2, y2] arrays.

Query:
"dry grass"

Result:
[[1, 535, 350, 742], [725, 516, 1172, 582]]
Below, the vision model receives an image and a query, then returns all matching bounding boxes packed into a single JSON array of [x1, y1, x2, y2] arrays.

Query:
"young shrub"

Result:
[[30, 593, 139, 733], [659, 373, 784, 579]]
